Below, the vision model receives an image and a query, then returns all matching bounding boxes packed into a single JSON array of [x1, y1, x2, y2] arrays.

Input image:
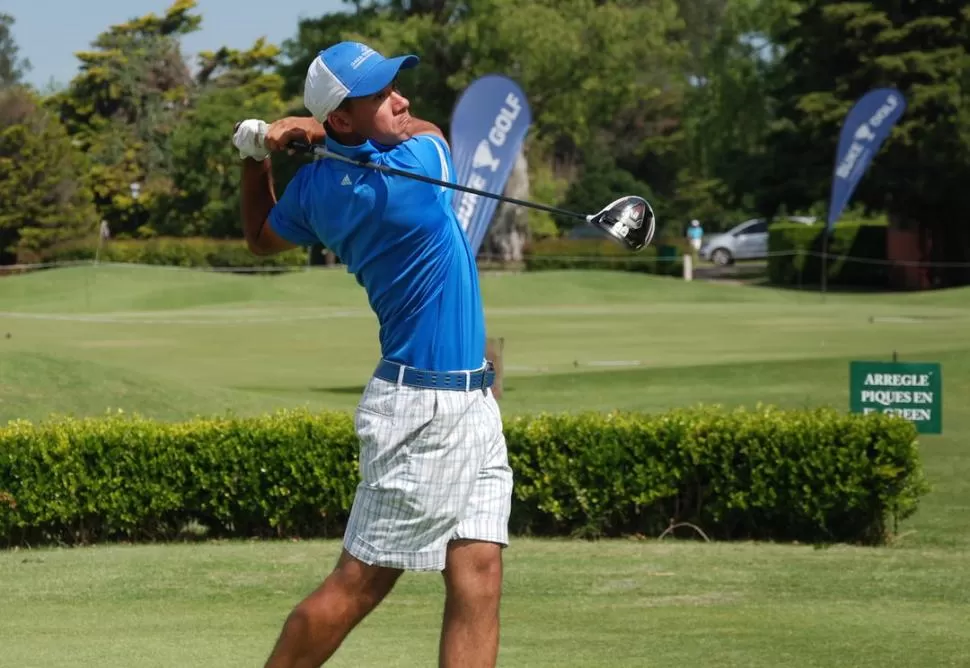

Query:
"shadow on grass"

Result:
[[310, 385, 366, 395], [745, 277, 895, 294]]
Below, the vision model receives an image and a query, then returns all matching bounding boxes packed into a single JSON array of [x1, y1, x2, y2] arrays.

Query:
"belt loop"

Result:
[[396, 363, 405, 387], [464, 370, 471, 392]]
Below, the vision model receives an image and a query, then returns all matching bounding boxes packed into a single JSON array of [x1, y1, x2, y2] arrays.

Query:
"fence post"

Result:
[[486, 336, 505, 400]]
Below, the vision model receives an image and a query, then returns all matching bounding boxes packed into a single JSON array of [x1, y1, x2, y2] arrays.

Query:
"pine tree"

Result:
[[0, 13, 31, 88], [0, 88, 98, 264]]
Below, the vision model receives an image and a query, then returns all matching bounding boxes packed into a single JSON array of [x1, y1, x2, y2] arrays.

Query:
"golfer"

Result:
[[687, 219, 704, 252], [232, 41, 513, 668]]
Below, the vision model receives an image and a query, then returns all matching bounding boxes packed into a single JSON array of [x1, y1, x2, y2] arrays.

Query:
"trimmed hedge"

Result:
[[39, 236, 308, 270], [0, 406, 928, 547], [524, 237, 684, 276], [768, 218, 889, 287]]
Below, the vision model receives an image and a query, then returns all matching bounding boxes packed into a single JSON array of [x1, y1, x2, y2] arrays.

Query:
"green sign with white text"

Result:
[[849, 361, 942, 434]]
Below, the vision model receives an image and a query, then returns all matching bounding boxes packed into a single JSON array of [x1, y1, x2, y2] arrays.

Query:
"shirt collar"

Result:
[[324, 135, 383, 161]]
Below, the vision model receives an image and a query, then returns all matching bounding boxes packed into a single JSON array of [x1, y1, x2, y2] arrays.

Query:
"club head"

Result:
[[587, 196, 656, 252]]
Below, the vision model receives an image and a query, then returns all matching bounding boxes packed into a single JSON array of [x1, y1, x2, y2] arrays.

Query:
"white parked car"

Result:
[[699, 216, 817, 266]]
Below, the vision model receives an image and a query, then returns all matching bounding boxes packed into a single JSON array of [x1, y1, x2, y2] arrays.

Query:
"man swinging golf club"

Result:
[[233, 41, 514, 668], [233, 39, 654, 668]]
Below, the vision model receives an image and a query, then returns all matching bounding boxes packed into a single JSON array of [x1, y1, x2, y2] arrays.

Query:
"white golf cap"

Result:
[[303, 41, 419, 122]]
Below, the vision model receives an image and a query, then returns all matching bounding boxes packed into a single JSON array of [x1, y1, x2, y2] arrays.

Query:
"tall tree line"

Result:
[[1, 0, 967, 283]]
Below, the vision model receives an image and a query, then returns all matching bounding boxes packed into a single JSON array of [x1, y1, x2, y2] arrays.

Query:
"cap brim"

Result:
[[347, 54, 419, 98]]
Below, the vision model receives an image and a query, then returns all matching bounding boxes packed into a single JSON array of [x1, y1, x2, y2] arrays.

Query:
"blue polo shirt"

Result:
[[268, 133, 486, 372]]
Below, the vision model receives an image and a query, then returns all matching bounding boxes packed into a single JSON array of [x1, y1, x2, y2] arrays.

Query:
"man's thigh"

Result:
[[345, 378, 486, 571], [454, 389, 513, 547]]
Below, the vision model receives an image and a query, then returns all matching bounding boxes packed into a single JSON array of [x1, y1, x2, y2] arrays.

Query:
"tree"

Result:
[[761, 0, 970, 286], [42, 0, 298, 242], [0, 13, 31, 88], [46, 0, 202, 238], [0, 88, 98, 264], [666, 0, 797, 229], [154, 40, 287, 237]]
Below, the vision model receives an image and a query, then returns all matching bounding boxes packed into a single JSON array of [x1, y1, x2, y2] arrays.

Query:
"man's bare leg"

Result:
[[264, 549, 402, 668], [438, 539, 504, 668]]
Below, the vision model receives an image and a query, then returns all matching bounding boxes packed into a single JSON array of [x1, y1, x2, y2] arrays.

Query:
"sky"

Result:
[[5, 0, 347, 90]]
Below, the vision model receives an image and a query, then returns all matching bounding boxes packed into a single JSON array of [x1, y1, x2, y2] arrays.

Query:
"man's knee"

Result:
[[295, 550, 402, 623], [444, 540, 504, 605], [331, 549, 403, 607]]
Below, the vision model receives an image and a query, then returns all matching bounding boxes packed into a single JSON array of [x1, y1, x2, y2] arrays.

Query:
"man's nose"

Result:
[[392, 90, 410, 113]]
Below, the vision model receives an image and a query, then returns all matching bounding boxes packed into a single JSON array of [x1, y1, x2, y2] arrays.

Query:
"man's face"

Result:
[[329, 80, 412, 146]]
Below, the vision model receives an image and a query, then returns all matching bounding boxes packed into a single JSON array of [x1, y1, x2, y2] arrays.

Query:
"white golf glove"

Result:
[[232, 119, 270, 161]]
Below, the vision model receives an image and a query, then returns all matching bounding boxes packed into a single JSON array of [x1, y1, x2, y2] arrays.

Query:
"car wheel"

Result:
[[711, 248, 733, 266]]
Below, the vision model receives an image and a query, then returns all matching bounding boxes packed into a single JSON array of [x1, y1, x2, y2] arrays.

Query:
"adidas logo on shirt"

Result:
[[341, 174, 352, 186]]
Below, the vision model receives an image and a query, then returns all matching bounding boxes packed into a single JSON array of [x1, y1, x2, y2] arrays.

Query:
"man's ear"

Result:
[[326, 110, 353, 134]]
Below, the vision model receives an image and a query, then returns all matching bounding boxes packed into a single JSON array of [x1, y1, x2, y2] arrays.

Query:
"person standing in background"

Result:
[[687, 219, 704, 257]]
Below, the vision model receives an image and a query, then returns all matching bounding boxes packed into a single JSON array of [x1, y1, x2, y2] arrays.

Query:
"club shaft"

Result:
[[290, 141, 589, 222]]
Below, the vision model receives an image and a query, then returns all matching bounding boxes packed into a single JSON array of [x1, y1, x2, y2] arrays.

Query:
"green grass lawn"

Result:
[[1, 265, 969, 666], [1, 264, 967, 422], [2, 539, 969, 668]]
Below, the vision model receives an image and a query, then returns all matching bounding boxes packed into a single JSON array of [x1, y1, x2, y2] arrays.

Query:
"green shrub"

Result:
[[768, 217, 889, 287], [506, 406, 927, 543], [0, 406, 927, 547], [0, 411, 359, 545], [524, 238, 683, 276], [39, 237, 308, 270]]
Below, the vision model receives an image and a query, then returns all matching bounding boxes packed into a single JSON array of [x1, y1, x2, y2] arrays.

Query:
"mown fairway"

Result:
[[2, 539, 970, 668], [1, 264, 967, 422], [1, 265, 968, 666]]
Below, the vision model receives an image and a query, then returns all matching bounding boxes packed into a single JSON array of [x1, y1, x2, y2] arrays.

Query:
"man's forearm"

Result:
[[241, 157, 276, 251], [300, 117, 327, 144]]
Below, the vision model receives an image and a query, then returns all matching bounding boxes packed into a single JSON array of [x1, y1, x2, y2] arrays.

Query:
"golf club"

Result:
[[235, 121, 655, 251], [287, 140, 656, 252]]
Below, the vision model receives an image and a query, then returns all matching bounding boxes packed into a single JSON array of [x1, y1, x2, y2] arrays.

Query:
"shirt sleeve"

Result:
[[399, 134, 454, 187], [268, 166, 319, 247]]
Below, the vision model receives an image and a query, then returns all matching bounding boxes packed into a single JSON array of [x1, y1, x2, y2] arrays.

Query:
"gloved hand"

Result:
[[232, 119, 270, 161]]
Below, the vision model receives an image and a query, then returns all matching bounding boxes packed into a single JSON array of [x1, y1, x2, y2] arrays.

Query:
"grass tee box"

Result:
[[850, 361, 942, 434]]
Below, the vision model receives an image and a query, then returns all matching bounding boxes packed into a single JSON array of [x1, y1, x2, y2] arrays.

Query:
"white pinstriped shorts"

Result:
[[344, 373, 514, 572]]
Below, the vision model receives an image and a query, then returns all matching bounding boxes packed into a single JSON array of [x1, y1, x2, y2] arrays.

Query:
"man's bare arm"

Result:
[[240, 157, 296, 256], [407, 117, 447, 144], [239, 114, 440, 256], [238, 116, 329, 256]]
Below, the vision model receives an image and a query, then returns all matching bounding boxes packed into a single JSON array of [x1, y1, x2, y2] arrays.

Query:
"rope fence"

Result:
[[515, 249, 970, 269], [2, 249, 970, 274], [0, 260, 326, 274]]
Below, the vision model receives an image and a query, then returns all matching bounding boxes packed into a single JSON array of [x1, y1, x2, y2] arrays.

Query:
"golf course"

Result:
[[1, 264, 968, 667]]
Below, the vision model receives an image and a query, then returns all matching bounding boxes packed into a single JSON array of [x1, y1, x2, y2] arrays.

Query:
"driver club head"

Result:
[[587, 196, 656, 252]]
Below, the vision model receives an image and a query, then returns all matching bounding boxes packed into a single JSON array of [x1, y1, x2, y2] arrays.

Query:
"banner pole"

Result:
[[821, 229, 828, 299]]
